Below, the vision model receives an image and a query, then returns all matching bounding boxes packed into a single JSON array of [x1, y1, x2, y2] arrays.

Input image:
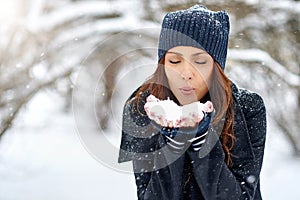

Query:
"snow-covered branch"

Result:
[[0, 67, 74, 137], [25, 0, 148, 32], [51, 15, 158, 48], [263, 0, 300, 14], [228, 48, 300, 88]]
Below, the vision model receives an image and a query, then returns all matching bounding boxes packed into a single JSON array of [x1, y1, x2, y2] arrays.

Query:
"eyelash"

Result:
[[195, 61, 207, 64], [169, 60, 207, 65], [169, 60, 181, 64]]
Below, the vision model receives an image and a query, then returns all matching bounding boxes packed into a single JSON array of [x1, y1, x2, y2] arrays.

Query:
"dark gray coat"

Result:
[[118, 83, 267, 200]]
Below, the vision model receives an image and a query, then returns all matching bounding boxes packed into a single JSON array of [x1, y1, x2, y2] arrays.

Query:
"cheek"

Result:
[[195, 67, 213, 88], [196, 68, 211, 80], [204, 69, 213, 83], [164, 67, 180, 85], [199, 61, 213, 78], [206, 66, 214, 84]]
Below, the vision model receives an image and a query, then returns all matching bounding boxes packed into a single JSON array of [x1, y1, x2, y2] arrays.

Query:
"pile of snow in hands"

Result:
[[144, 94, 214, 127]]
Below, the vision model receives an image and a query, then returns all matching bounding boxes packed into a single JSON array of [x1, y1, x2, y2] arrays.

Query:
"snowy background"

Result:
[[0, 0, 300, 199]]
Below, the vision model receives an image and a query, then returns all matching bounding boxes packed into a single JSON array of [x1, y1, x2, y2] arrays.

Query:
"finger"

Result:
[[174, 119, 181, 127], [153, 115, 162, 126], [179, 117, 186, 127], [185, 118, 197, 127], [154, 117, 161, 125], [163, 120, 168, 127], [145, 108, 151, 116], [146, 94, 158, 102], [188, 119, 194, 127], [149, 111, 156, 118], [197, 115, 204, 122], [167, 120, 173, 128], [159, 116, 166, 127], [204, 101, 214, 112], [190, 112, 199, 123]]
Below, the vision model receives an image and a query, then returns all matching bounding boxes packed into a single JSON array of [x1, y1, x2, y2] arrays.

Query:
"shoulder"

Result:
[[231, 82, 266, 118], [125, 86, 149, 105], [230, 82, 267, 154]]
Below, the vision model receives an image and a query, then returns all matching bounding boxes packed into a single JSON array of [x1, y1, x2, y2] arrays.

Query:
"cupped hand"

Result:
[[144, 95, 214, 128]]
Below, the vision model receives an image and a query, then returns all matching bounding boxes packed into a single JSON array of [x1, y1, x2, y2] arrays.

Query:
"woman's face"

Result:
[[164, 46, 214, 105]]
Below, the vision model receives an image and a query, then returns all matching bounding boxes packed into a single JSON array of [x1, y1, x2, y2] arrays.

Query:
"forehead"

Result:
[[166, 46, 210, 58]]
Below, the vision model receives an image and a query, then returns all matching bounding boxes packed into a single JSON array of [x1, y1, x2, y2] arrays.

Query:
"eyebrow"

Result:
[[167, 51, 205, 57]]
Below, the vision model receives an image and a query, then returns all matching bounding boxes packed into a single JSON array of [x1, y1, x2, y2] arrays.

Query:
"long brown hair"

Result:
[[131, 56, 235, 165]]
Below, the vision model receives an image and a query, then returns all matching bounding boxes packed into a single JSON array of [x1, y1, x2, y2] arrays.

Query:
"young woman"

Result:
[[118, 5, 266, 200]]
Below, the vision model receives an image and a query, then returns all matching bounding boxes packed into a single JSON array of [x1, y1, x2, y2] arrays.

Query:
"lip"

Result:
[[179, 87, 195, 95]]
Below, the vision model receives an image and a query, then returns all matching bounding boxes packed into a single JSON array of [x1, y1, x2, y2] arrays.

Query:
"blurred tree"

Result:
[[0, 0, 157, 136]]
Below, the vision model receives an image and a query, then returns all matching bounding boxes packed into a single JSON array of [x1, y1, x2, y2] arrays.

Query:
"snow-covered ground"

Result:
[[0, 88, 300, 200]]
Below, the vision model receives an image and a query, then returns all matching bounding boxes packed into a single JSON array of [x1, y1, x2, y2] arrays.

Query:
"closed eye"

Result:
[[195, 61, 207, 64], [169, 60, 181, 64]]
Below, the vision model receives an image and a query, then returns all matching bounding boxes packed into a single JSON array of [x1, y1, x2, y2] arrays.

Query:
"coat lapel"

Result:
[[231, 83, 255, 163]]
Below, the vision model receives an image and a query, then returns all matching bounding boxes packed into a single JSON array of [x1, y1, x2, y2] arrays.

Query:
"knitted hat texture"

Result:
[[158, 5, 230, 70]]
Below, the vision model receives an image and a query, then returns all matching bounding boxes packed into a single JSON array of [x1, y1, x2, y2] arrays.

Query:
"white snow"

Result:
[[261, 117, 300, 199], [145, 95, 182, 123], [144, 95, 212, 127], [26, 1, 120, 32], [26, 0, 158, 34], [0, 90, 137, 200]]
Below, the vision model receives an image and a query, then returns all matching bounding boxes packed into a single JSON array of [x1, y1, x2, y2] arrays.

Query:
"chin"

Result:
[[178, 98, 197, 105]]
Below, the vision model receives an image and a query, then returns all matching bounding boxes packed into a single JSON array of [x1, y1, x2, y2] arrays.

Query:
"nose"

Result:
[[181, 61, 194, 80]]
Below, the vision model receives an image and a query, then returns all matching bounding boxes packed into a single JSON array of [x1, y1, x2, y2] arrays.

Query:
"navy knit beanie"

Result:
[[158, 5, 230, 70]]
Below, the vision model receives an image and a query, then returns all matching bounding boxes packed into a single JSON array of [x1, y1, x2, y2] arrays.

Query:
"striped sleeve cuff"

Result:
[[164, 135, 185, 154], [188, 131, 208, 152]]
